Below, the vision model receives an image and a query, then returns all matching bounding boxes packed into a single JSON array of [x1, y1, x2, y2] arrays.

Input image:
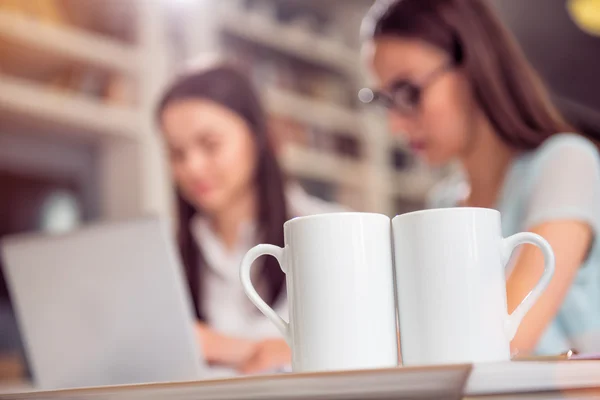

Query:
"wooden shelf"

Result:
[[0, 76, 140, 140], [219, 9, 357, 76], [264, 87, 362, 138], [0, 11, 139, 74], [281, 145, 364, 187]]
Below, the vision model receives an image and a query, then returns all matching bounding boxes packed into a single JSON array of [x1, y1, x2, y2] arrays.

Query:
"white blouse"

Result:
[[190, 185, 344, 340]]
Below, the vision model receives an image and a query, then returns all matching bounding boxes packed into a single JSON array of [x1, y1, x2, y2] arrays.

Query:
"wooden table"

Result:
[[1, 361, 599, 400]]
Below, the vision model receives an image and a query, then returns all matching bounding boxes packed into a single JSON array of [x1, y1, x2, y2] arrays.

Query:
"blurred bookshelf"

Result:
[[214, 0, 448, 215], [218, 5, 356, 77], [0, 1, 170, 223], [0, 75, 138, 140], [0, 9, 139, 140], [0, 0, 449, 221]]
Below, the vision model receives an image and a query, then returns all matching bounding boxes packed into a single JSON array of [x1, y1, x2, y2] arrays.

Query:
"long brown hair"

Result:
[[362, 0, 575, 149], [156, 64, 287, 321]]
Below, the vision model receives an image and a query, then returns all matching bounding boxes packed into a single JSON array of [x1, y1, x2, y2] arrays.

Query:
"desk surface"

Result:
[[1, 361, 600, 400]]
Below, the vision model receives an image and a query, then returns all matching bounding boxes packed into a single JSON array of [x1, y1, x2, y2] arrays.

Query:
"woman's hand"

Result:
[[195, 322, 256, 367], [239, 338, 291, 374]]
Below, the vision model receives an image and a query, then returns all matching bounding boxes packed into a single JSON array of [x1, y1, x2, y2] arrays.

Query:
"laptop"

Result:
[[1, 217, 206, 389]]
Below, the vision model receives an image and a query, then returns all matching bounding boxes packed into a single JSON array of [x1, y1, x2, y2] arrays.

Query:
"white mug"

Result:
[[392, 208, 555, 365], [240, 213, 398, 372]]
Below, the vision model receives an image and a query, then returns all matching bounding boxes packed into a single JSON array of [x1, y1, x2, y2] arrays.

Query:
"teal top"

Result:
[[429, 134, 600, 355]]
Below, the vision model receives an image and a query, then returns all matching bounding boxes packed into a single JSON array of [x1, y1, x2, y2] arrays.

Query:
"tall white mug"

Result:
[[240, 213, 398, 372], [392, 208, 555, 365]]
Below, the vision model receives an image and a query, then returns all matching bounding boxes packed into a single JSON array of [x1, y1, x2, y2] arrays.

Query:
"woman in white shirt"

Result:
[[156, 62, 340, 373]]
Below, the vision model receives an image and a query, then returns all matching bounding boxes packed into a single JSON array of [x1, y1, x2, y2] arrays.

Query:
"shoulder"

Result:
[[523, 133, 600, 188], [530, 133, 599, 166], [521, 133, 600, 230], [285, 184, 349, 218]]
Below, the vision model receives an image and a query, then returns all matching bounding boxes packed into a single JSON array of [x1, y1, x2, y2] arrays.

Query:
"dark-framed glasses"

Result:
[[359, 61, 455, 116]]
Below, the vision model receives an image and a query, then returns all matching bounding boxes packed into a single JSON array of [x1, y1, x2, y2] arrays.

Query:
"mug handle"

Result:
[[501, 232, 556, 340], [240, 244, 290, 344]]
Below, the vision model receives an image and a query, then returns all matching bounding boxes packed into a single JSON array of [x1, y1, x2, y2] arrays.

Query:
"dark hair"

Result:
[[156, 64, 287, 321], [362, 0, 575, 150]]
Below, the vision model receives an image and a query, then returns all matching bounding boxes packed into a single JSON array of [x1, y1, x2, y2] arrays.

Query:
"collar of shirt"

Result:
[[190, 216, 258, 280], [187, 183, 344, 282], [189, 183, 340, 256]]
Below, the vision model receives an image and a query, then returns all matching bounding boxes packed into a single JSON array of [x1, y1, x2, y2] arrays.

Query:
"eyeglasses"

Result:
[[359, 61, 455, 116]]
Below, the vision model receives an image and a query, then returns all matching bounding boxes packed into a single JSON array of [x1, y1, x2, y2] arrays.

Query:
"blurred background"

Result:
[[0, 0, 599, 381]]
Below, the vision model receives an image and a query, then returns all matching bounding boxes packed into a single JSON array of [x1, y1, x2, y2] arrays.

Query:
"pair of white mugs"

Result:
[[240, 208, 555, 372]]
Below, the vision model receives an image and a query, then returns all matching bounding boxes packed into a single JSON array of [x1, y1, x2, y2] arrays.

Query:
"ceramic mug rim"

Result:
[[392, 207, 500, 223], [284, 212, 389, 229]]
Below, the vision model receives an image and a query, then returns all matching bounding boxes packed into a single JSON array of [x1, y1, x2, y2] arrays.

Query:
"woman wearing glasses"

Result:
[[362, 0, 600, 355]]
